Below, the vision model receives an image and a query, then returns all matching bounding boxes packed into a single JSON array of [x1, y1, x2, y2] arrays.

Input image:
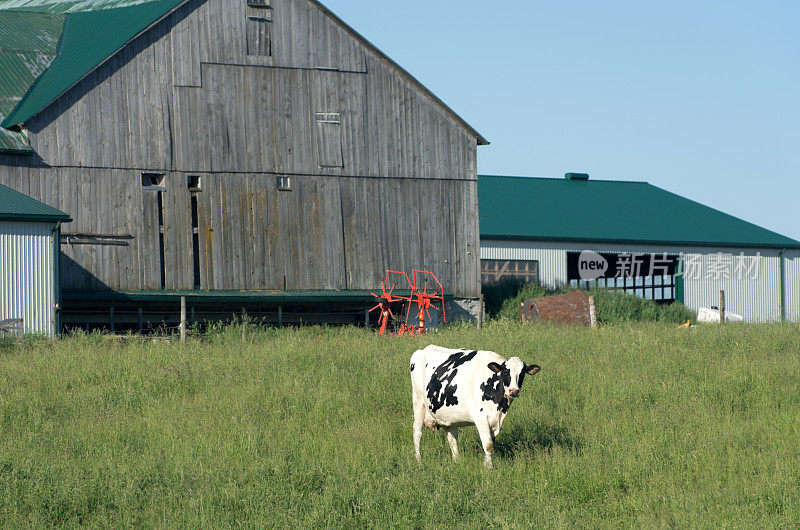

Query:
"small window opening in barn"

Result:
[[314, 112, 344, 168], [481, 259, 539, 284], [276, 176, 291, 191], [142, 172, 165, 189], [245, 0, 272, 57], [187, 175, 201, 191], [188, 176, 202, 288]]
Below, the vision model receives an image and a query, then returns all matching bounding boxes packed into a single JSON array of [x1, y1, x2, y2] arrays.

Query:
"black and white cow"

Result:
[[410, 344, 541, 469]]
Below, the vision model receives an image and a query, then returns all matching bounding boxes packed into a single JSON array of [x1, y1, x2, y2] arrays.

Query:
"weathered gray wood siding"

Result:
[[0, 0, 481, 297]]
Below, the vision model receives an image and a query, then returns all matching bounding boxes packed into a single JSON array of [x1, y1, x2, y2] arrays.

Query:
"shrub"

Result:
[[590, 289, 695, 324], [487, 281, 695, 324]]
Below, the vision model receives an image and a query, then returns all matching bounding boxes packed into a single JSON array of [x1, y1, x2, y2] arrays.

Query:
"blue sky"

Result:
[[322, 0, 800, 241]]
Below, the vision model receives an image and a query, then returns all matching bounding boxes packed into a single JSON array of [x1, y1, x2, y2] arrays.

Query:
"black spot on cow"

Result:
[[410, 363, 415, 372], [480, 366, 511, 414], [425, 350, 478, 413]]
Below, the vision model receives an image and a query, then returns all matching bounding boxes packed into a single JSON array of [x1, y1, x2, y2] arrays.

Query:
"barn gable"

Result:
[[0, 0, 486, 154]]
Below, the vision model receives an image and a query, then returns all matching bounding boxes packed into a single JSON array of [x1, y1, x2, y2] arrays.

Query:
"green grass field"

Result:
[[1, 321, 800, 527]]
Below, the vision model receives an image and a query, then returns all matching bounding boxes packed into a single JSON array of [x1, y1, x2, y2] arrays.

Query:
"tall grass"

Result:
[[1, 322, 799, 526]]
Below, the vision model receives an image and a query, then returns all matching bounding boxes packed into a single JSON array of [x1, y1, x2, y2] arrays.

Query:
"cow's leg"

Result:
[[412, 402, 425, 464], [443, 427, 459, 461], [476, 421, 495, 469]]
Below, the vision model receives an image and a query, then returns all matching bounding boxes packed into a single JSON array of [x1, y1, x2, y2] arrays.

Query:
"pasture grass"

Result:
[[1, 321, 799, 527]]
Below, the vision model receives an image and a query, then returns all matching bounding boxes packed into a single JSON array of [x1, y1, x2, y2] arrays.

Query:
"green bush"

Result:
[[590, 289, 695, 324], [481, 277, 529, 316], [486, 281, 695, 324]]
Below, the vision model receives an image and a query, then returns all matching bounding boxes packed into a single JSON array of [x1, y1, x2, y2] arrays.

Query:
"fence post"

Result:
[[719, 290, 725, 324], [477, 294, 484, 330], [180, 296, 187, 343], [588, 295, 597, 328]]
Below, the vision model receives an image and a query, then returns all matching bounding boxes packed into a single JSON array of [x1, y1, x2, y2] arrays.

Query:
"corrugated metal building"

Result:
[[479, 174, 800, 322], [0, 184, 71, 336]]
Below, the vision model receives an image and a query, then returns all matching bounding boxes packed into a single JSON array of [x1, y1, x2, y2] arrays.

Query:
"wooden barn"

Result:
[[0, 0, 487, 330]]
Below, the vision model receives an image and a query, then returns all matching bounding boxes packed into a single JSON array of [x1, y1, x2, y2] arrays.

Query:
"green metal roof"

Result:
[[0, 9, 63, 151], [0, 183, 71, 221], [0, 127, 33, 152], [478, 175, 800, 249], [0, 0, 185, 146]]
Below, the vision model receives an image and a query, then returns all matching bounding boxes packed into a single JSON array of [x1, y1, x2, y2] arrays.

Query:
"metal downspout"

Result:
[[675, 258, 684, 304]]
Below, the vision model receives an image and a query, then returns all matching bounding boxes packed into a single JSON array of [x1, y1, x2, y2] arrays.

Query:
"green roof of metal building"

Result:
[[478, 175, 800, 250], [0, 183, 71, 221], [0, 0, 184, 150]]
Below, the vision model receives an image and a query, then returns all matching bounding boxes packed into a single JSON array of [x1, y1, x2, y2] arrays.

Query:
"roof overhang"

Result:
[[62, 289, 455, 303]]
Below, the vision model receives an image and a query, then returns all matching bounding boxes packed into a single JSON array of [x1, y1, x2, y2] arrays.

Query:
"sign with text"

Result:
[[567, 251, 679, 280]]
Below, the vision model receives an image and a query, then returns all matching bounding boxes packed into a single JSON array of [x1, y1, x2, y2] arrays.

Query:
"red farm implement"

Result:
[[369, 269, 446, 336]]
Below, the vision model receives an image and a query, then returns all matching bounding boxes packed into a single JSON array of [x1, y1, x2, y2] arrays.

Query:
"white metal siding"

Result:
[[482, 242, 568, 284], [482, 240, 799, 322], [683, 249, 781, 323], [786, 250, 800, 322], [0, 221, 55, 336]]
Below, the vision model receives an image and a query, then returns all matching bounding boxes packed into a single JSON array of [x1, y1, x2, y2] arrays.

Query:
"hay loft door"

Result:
[[141, 173, 167, 289]]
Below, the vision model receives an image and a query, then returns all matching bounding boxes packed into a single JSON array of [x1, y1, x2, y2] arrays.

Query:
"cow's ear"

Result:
[[525, 364, 541, 375], [487, 362, 503, 373]]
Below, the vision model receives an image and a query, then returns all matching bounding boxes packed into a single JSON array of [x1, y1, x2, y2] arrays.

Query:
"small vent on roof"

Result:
[[565, 172, 589, 181]]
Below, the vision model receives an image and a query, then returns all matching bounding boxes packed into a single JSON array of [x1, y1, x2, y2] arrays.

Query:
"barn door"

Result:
[[141, 173, 167, 289], [187, 176, 202, 288]]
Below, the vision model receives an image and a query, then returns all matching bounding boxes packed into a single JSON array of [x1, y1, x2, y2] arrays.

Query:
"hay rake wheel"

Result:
[[369, 270, 412, 335], [406, 269, 446, 335]]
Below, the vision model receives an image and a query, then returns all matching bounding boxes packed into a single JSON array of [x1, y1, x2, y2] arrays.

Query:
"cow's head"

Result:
[[487, 357, 540, 399]]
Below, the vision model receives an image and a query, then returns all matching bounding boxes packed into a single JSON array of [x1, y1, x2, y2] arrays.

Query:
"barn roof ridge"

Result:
[[0, 0, 167, 13], [478, 174, 800, 249], [0, 0, 488, 150], [479, 174, 650, 185]]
